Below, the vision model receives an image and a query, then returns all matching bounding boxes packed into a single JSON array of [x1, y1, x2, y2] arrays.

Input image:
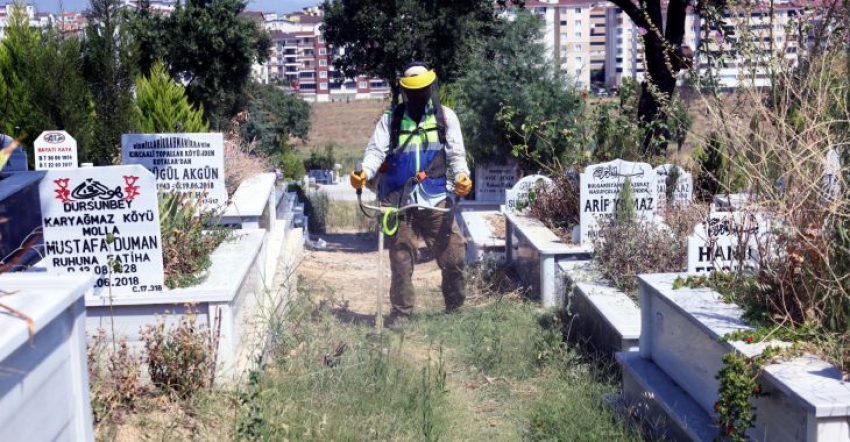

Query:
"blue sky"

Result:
[[32, 0, 320, 14]]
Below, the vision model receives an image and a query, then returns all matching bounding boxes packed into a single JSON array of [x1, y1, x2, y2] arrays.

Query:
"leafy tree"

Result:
[[275, 139, 305, 180], [0, 3, 94, 159], [134, 61, 209, 133], [457, 9, 583, 173], [320, 0, 522, 103], [238, 82, 310, 154], [125, 0, 166, 76], [83, 0, 138, 164], [164, 0, 271, 129], [602, 0, 694, 154]]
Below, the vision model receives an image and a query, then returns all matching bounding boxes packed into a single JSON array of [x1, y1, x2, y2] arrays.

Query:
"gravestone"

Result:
[[823, 148, 841, 197], [655, 164, 693, 209], [686, 211, 767, 274], [580, 159, 658, 244], [34, 131, 78, 170], [505, 174, 552, 213], [39, 164, 165, 295], [475, 162, 519, 202], [122, 133, 227, 210]]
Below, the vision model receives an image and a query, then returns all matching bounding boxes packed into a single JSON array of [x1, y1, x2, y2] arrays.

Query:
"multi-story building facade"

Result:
[[0, 2, 51, 39], [691, 1, 806, 88], [262, 9, 389, 102]]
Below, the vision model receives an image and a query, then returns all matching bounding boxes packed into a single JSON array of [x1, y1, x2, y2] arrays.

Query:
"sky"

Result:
[[31, 0, 320, 14]]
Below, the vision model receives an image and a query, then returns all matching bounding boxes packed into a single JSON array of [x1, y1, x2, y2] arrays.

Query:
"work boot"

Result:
[[385, 312, 411, 332]]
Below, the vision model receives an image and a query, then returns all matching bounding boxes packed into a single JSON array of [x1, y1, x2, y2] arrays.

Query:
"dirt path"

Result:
[[298, 231, 446, 320], [296, 230, 523, 441]]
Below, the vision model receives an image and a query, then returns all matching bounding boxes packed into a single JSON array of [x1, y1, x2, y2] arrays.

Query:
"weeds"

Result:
[[141, 305, 216, 399], [87, 329, 143, 424], [593, 219, 687, 294], [159, 192, 232, 289], [526, 174, 581, 242]]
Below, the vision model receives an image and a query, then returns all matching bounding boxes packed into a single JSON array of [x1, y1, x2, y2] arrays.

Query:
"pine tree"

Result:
[[616, 177, 636, 224], [134, 61, 209, 133], [83, 0, 137, 164]]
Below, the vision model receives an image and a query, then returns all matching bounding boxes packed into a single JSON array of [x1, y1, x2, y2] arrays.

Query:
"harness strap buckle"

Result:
[[415, 171, 428, 182]]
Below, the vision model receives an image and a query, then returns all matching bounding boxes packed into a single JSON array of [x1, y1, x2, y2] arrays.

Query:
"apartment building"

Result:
[[692, 1, 807, 88], [263, 10, 389, 102], [0, 2, 50, 39]]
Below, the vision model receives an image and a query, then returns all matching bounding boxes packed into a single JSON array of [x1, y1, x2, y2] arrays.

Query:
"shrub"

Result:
[[288, 184, 329, 235], [593, 220, 686, 294], [526, 174, 580, 241], [159, 192, 231, 288], [133, 60, 209, 133], [224, 136, 271, 196], [87, 329, 143, 423], [141, 306, 215, 399]]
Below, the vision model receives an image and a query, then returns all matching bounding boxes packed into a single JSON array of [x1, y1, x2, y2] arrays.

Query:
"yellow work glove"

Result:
[[454, 173, 472, 197], [349, 169, 368, 189]]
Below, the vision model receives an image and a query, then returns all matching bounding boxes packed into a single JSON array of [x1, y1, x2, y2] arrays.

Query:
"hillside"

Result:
[[305, 99, 390, 149]]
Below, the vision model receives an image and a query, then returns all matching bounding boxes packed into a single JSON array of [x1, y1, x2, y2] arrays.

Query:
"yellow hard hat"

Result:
[[399, 64, 436, 90]]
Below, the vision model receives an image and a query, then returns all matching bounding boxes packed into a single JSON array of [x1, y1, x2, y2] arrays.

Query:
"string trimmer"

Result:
[[354, 163, 454, 336]]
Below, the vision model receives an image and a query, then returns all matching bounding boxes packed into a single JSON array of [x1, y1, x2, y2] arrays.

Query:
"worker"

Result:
[[349, 61, 472, 328]]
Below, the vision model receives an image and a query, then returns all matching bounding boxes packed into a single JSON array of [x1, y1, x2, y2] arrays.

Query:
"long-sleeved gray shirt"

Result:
[[360, 105, 470, 207]]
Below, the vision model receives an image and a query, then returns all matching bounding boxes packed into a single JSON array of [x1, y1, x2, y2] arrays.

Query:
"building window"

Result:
[[574, 31, 582, 38], [318, 35, 325, 43], [575, 7, 581, 13], [320, 83, 328, 90], [560, 20, 567, 26], [575, 20, 582, 27], [319, 71, 328, 79], [574, 44, 582, 51], [575, 56, 582, 64], [575, 68, 582, 76], [319, 59, 327, 66], [319, 48, 327, 55], [359, 81, 368, 89]]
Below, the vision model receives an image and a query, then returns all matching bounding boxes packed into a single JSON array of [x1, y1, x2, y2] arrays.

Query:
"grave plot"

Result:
[[615, 273, 850, 442], [457, 162, 520, 265], [0, 273, 95, 442], [27, 163, 302, 378]]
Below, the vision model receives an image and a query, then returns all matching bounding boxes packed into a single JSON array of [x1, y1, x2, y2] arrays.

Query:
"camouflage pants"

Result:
[[389, 199, 466, 317]]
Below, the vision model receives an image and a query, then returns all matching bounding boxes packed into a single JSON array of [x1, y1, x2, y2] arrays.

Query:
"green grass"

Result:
[[228, 279, 644, 442]]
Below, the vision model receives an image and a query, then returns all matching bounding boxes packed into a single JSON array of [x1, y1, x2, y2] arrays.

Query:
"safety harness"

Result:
[[377, 90, 451, 236]]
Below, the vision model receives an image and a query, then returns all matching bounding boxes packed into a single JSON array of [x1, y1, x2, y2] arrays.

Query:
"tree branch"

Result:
[[607, 0, 651, 30]]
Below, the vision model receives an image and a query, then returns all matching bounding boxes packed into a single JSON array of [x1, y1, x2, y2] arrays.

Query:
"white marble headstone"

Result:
[[122, 133, 227, 210], [687, 211, 768, 274], [823, 148, 841, 197], [505, 174, 552, 213], [580, 159, 658, 244], [39, 165, 165, 295], [474, 162, 519, 202], [655, 164, 693, 209], [34, 131, 78, 170]]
